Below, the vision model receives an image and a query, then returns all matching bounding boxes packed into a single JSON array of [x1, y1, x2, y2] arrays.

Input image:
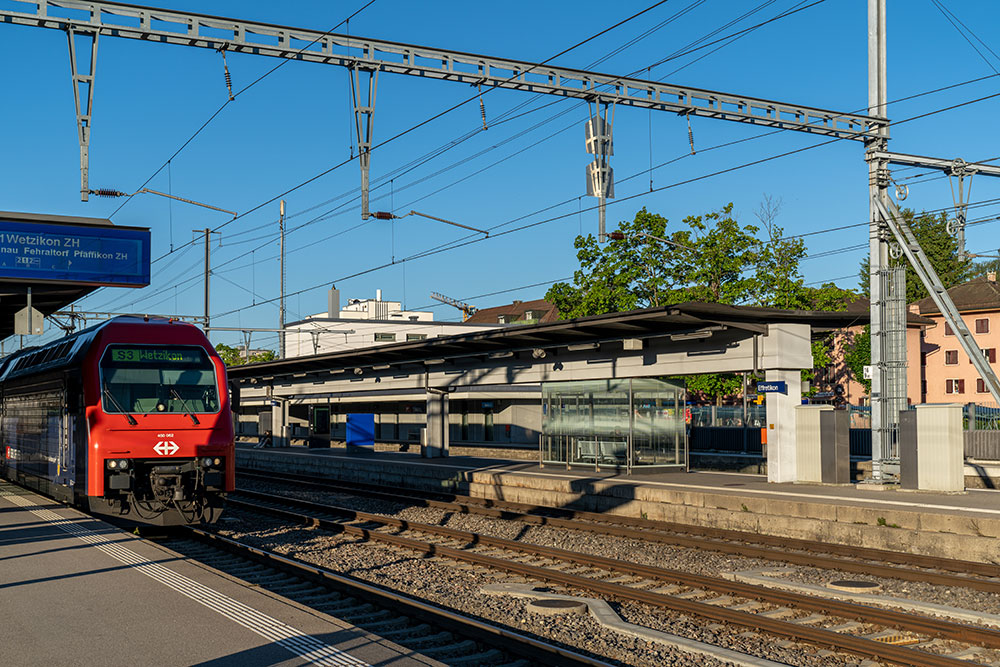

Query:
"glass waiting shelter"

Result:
[[540, 378, 687, 472]]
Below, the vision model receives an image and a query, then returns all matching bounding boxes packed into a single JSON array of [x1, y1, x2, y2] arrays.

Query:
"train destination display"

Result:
[[109, 347, 205, 364], [0, 219, 150, 286]]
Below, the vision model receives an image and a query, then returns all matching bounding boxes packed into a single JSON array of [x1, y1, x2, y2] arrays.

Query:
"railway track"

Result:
[[159, 526, 610, 667], [225, 487, 1000, 667], [236, 468, 1000, 593]]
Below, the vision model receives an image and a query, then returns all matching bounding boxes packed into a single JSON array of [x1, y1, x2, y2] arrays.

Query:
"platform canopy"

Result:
[[0, 211, 150, 339]]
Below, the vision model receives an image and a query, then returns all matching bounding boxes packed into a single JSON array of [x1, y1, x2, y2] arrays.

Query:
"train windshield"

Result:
[[100, 345, 220, 415]]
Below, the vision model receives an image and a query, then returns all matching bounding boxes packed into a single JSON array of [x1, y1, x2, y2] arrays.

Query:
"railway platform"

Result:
[[0, 481, 440, 667], [237, 443, 1000, 565]]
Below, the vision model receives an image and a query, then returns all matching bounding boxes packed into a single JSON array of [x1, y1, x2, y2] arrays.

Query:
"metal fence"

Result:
[[688, 402, 1000, 461], [688, 405, 766, 428]]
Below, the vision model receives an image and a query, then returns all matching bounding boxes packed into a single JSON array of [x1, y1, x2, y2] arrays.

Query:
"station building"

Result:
[[245, 292, 559, 447], [282, 288, 502, 357]]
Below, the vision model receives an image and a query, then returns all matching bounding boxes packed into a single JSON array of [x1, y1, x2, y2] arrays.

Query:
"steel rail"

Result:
[[228, 491, 992, 667], [0, 0, 882, 140], [183, 526, 611, 667], [238, 469, 1000, 589]]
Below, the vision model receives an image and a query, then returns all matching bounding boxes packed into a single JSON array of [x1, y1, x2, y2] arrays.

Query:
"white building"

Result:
[[282, 287, 502, 357]]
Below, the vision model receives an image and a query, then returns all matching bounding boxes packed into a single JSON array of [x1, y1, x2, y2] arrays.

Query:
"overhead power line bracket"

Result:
[[67, 27, 98, 202], [873, 195, 1000, 404]]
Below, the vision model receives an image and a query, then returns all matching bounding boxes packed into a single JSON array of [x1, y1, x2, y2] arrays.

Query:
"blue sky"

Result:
[[3, 0, 1000, 352]]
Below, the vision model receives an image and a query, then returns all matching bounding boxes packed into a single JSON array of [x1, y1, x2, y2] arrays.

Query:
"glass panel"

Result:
[[101, 345, 219, 414], [542, 378, 685, 469], [631, 378, 685, 467]]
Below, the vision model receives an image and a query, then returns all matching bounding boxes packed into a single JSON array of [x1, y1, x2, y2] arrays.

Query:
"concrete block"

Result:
[[794, 405, 831, 483], [914, 404, 965, 493]]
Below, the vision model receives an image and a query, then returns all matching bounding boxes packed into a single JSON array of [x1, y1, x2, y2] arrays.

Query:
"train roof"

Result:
[[0, 316, 202, 383]]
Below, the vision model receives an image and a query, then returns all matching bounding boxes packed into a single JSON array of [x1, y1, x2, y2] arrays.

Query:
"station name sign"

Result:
[[0, 220, 150, 287], [756, 380, 787, 394]]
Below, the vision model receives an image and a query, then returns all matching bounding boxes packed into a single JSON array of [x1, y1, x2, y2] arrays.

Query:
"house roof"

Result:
[[913, 275, 1000, 316], [840, 296, 932, 326], [464, 298, 559, 325]]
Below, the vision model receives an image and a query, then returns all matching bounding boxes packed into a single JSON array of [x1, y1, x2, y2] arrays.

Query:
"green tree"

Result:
[[857, 208, 970, 302], [215, 342, 276, 366], [843, 325, 872, 394], [545, 208, 681, 318], [548, 202, 855, 403], [969, 257, 1000, 279], [546, 203, 775, 317]]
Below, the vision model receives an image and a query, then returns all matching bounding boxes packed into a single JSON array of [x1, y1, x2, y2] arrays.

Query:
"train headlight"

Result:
[[107, 459, 117, 469], [202, 457, 213, 467], [213, 458, 221, 466], [118, 459, 129, 470]]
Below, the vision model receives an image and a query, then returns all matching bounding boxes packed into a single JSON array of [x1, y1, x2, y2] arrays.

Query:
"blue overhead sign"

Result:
[[756, 381, 787, 394], [0, 220, 150, 287]]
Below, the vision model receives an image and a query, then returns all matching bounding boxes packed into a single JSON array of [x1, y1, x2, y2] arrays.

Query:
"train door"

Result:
[[55, 391, 75, 501]]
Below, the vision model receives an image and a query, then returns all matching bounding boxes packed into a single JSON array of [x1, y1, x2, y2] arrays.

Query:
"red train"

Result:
[[0, 316, 234, 525]]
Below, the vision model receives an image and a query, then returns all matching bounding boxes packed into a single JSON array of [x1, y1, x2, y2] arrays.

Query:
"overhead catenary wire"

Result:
[[208, 90, 1000, 322], [89, 69, 1000, 323], [119, 0, 807, 277], [83, 0, 695, 314], [76, 3, 1000, 330], [107, 0, 381, 220], [95, 3, 992, 310], [103, 78, 1000, 324]]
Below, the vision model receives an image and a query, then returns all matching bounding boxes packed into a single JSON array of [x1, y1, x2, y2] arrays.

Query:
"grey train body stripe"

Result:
[[1, 491, 370, 667]]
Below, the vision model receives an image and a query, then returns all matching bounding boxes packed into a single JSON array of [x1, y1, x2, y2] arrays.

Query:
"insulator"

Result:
[[221, 50, 235, 102], [687, 115, 696, 155], [89, 188, 126, 198], [372, 211, 395, 220], [478, 84, 488, 131]]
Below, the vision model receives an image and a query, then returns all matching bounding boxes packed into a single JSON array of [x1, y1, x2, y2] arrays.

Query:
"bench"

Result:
[[577, 438, 627, 464]]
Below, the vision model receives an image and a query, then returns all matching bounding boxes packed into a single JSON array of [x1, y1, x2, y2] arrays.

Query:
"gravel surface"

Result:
[[238, 479, 1000, 620], [217, 484, 892, 666]]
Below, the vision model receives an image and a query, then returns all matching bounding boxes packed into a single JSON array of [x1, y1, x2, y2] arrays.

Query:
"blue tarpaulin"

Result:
[[346, 413, 375, 449]]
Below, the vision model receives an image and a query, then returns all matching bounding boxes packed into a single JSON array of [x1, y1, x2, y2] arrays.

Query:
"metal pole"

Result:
[[867, 0, 889, 480], [203, 227, 210, 336], [742, 371, 749, 453], [279, 199, 286, 359]]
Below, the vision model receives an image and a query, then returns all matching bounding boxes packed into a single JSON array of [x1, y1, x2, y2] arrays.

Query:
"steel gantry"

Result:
[[2, 0, 883, 207]]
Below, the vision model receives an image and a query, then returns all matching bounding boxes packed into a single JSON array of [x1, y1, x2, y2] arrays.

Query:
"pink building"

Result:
[[912, 273, 1000, 406]]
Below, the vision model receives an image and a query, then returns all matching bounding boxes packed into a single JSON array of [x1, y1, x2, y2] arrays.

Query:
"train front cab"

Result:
[[86, 333, 235, 526]]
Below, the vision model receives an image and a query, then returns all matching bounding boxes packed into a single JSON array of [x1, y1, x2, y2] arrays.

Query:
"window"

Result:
[[100, 345, 220, 414], [944, 322, 954, 336], [977, 318, 990, 334], [497, 315, 508, 324], [978, 378, 989, 393], [374, 332, 396, 342], [406, 333, 427, 342], [945, 350, 959, 365], [973, 348, 998, 364], [523, 310, 535, 320], [946, 379, 965, 394]]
